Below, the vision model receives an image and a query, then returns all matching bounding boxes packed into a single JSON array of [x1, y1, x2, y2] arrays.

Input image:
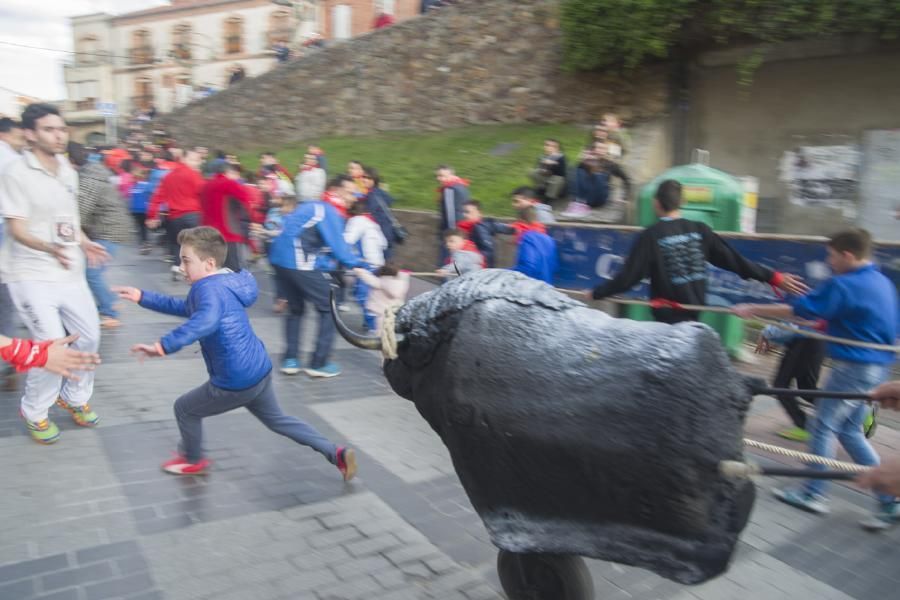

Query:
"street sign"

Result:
[[94, 101, 117, 117]]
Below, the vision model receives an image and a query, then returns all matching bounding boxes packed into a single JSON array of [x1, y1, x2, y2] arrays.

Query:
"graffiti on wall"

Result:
[[779, 144, 861, 217]]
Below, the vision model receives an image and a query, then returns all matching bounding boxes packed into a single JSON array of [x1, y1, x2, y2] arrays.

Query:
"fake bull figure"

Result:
[[333, 269, 756, 594]]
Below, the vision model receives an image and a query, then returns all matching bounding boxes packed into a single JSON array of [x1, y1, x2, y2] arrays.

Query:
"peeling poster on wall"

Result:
[[778, 145, 861, 218]]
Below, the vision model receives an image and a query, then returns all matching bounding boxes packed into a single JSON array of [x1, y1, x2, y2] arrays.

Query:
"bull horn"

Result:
[[330, 289, 383, 351]]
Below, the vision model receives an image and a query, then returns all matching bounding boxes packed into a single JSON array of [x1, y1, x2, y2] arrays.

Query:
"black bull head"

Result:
[[332, 270, 756, 585]]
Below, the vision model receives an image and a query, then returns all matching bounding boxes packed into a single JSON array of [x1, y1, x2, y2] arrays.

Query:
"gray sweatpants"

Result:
[[174, 373, 337, 463]]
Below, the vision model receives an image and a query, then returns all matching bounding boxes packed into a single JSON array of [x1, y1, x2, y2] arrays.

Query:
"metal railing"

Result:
[[266, 27, 295, 44], [131, 94, 155, 109], [171, 43, 192, 60], [129, 46, 155, 65], [224, 35, 243, 54]]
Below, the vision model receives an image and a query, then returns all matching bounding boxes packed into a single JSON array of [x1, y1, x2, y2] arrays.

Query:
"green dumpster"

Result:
[[627, 163, 747, 357]]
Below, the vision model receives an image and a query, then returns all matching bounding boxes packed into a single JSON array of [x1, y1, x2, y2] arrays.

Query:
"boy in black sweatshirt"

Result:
[[590, 180, 808, 323]]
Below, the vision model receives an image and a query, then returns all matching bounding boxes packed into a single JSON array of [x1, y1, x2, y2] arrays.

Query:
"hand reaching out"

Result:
[[82, 240, 110, 267], [130, 343, 164, 362], [776, 273, 810, 296], [44, 334, 101, 379], [871, 381, 900, 410], [112, 286, 142, 303]]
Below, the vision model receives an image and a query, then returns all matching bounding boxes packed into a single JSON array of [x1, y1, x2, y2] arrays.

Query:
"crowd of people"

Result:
[[1, 101, 900, 530]]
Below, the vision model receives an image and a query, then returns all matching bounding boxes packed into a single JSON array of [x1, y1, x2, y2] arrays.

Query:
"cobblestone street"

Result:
[[1, 245, 898, 600]]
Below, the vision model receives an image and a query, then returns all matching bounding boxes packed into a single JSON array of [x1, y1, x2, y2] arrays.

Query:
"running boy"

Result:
[[113, 226, 357, 479], [733, 228, 898, 529], [591, 180, 807, 323]]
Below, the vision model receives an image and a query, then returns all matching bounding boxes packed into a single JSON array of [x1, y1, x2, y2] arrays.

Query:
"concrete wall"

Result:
[[391, 209, 519, 271], [687, 37, 900, 236], [156, 0, 670, 150]]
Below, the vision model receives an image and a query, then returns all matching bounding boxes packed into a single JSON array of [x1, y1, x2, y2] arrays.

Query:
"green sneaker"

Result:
[[55, 398, 100, 427], [864, 405, 878, 439], [776, 427, 810, 443], [21, 412, 60, 445], [860, 501, 900, 532]]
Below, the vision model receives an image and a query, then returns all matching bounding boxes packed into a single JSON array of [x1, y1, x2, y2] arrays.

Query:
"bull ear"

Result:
[[330, 289, 383, 351]]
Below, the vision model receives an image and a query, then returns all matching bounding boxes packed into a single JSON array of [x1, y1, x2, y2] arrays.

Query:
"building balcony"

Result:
[[224, 35, 243, 55], [131, 94, 155, 109], [75, 98, 98, 111], [129, 46, 155, 65], [171, 43, 193, 61]]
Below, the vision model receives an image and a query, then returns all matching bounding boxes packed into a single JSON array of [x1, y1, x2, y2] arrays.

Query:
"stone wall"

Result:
[[157, 0, 669, 149]]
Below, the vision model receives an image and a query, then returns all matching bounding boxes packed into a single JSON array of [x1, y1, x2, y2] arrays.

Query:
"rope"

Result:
[[592, 296, 900, 352], [381, 304, 400, 360], [406, 276, 900, 350], [743, 438, 869, 473]]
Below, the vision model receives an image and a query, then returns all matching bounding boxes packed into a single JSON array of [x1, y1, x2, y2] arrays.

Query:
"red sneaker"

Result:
[[336, 446, 357, 482], [161, 454, 211, 475]]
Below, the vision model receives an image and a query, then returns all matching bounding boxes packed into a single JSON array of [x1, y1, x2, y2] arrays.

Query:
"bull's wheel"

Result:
[[496, 550, 594, 600]]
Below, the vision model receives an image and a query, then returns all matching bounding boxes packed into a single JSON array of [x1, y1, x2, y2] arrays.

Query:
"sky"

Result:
[[0, 0, 167, 115]]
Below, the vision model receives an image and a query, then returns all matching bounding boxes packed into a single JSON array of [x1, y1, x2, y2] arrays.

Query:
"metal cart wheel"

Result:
[[497, 550, 594, 600]]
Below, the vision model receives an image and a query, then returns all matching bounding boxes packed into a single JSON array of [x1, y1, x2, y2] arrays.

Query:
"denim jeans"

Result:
[[274, 267, 336, 369], [575, 168, 610, 208], [353, 275, 375, 331], [174, 374, 336, 463], [167, 212, 200, 265], [804, 360, 892, 504], [85, 239, 118, 318]]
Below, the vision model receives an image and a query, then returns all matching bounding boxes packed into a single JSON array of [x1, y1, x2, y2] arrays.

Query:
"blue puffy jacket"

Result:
[[139, 270, 272, 390], [513, 230, 558, 284]]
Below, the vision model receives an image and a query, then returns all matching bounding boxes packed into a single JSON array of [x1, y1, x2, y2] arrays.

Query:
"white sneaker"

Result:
[[560, 201, 591, 218]]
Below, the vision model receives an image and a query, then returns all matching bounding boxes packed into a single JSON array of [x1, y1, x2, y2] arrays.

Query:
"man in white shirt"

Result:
[[0, 117, 26, 391], [0, 104, 108, 444]]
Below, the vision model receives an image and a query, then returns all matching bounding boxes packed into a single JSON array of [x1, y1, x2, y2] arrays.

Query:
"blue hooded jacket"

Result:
[[513, 230, 558, 284], [788, 262, 898, 364], [268, 200, 361, 271], [139, 270, 272, 390]]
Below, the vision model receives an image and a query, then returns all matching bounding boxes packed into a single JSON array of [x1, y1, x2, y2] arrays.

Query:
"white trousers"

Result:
[[7, 279, 100, 421]]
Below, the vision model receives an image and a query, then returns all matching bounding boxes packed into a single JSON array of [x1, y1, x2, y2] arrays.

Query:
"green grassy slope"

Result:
[[237, 123, 587, 217]]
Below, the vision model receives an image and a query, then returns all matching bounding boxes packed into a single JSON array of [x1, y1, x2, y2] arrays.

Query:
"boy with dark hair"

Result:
[[459, 200, 504, 268], [511, 186, 556, 225], [530, 139, 567, 205], [435, 229, 484, 278], [511, 206, 558, 284], [591, 179, 807, 323], [734, 229, 899, 529], [113, 226, 357, 479]]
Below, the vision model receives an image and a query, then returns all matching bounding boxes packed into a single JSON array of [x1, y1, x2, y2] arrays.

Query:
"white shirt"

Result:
[[0, 140, 22, 175], [295, 167, 326, 202], [344, 215, 387, 267], [0, 150, 84, 282]]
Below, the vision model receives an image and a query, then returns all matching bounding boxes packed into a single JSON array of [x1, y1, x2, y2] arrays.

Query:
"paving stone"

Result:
[[34, 589, 81, 600], [0, 553, 69, 583], [0, 577, 35, 599], [310, 396, 455, 484], [84, 573, 156, 600], [41, 561, 115, 592]]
